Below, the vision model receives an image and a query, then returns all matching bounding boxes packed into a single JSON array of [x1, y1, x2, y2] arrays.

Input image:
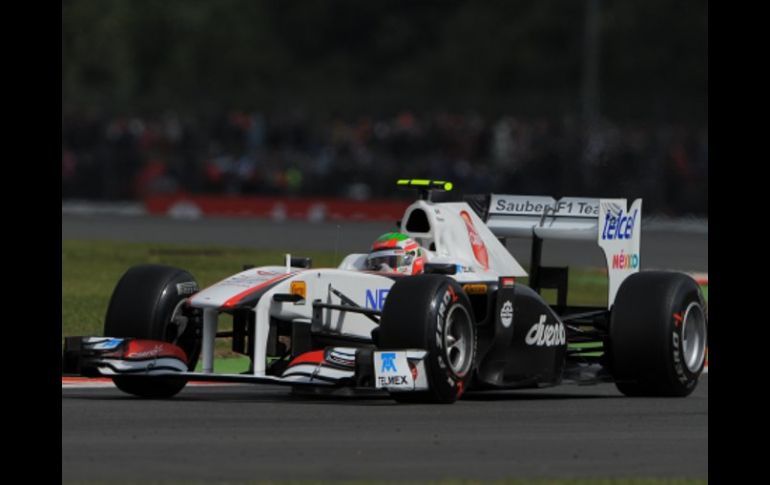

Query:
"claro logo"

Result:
[[525, 315, 565, 347], [460, 210, 489, 270], [601, 207, 638, 240]]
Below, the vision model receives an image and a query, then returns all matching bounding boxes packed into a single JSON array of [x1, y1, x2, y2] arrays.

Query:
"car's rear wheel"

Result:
[[609, 271, 707, 397], [378, 274, 476, 404], [104, 264, 201, 398]]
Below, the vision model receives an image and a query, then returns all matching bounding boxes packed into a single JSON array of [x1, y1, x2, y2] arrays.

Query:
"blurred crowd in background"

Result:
[[62, 1, 707, 216], [62, 110, 707, 216]]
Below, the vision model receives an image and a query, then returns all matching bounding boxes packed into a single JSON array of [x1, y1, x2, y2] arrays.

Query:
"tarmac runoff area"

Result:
[[62, 375, 708, 481], [62, 213, 707, 272]]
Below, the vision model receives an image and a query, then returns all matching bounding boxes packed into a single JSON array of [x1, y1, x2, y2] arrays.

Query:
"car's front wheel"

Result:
[[104, 264, 201, 398], [378, 274, 476, 404]]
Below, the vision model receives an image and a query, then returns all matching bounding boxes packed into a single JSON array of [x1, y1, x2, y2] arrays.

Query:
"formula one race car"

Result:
[[63, 179, 708, 403]]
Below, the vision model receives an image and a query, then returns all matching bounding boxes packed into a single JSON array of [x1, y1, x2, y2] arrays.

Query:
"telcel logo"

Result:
[[602, 208, 638, 240], [365, 288, 390, 311]]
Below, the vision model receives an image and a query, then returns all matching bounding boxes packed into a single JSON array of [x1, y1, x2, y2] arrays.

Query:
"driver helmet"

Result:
[[366, 232, 426, 274]]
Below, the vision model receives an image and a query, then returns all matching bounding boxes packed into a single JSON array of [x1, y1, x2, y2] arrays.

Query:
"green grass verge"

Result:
[[62, 240, 340, 356], [193, 354, 252, 374]]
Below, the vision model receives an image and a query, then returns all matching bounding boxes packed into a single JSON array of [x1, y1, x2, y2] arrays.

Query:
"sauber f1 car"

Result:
[[62, 180, 708, 403]]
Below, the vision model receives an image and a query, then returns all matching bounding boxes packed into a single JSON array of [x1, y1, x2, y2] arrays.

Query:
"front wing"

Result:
[[62, 337, 429, 392]]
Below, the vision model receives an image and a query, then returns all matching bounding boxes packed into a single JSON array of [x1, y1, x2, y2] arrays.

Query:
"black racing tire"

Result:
[[104, 264, 201, 398], [609, 271, 708, 397], [378, 274, 476, 404]]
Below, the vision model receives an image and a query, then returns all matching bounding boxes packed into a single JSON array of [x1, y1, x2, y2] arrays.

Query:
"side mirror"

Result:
[[424, 263, 457, 275], [290, 257, 312, 269]]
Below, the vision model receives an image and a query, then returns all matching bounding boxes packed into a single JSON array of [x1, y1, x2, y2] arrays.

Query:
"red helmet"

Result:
[[366, 232, 426, 274]]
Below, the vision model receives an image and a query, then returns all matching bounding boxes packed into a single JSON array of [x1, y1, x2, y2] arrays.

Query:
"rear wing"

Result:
[[465, 194, 642, 307]]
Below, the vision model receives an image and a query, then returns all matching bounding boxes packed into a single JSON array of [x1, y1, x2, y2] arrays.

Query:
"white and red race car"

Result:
[[63, 180, 708, 403]]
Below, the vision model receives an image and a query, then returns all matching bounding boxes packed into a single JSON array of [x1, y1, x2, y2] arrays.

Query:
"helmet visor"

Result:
[[367, 249, 413, 272]]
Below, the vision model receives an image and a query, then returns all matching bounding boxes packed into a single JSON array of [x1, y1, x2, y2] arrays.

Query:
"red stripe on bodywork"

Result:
[[288, 350, 325, 367], [221, 273, 296, 309]]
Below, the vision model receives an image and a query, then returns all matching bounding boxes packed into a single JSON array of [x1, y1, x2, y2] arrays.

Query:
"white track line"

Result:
[[62, 377, 240, 389]]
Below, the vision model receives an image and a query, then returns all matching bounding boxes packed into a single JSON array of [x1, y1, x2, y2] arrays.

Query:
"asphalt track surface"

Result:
[[62, 214, 707, 271], [62, 376, 708, 481]]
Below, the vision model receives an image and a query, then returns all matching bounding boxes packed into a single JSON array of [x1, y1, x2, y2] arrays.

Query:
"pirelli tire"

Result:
[[378, 274, 476, 404], [609, 271, 708, 397], [104, 264, 201, 398]]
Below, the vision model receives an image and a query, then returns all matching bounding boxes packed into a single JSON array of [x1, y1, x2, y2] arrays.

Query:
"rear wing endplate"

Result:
[[466, 194, 642, 307]]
